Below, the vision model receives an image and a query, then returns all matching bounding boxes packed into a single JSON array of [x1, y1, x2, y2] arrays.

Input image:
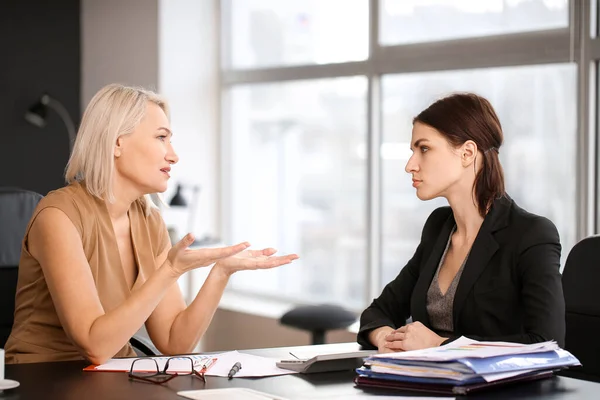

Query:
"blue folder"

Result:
[[365, 349, 580, 376]]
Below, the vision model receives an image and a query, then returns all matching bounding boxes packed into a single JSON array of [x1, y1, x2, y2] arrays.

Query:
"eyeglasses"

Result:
[[128, 356, 208, 385]]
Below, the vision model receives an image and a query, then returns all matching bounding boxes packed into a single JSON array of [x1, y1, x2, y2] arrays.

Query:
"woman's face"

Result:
[[405, 122, 467, 201], [114, 102, 179, 195]]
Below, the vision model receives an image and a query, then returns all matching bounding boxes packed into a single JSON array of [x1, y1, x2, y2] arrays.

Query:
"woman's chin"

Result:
[[416, 189, 436, 201], [157, 185, 168, 194], [147, 183, 168, 194]]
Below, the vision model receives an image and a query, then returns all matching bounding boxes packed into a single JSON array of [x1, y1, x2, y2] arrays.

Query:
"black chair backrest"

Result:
[[0, 188, 43, 347], [130, 334, 159, 356], [562, 235, 600, 380]]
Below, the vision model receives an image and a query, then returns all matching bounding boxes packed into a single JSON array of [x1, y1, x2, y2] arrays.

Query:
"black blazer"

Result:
[[358, 195, 565, 349]]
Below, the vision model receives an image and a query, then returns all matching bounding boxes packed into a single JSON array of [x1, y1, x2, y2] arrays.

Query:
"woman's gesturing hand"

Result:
[[213, 247, 299, 277], [165, 234, 251, 277]]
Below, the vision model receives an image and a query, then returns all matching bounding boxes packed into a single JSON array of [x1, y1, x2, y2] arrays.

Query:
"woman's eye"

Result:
[[158, 135, 167, 141], [421, 146, 429, 153]]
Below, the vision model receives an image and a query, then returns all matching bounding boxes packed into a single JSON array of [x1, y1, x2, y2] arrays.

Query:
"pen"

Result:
[[227, 361, 242, 379]]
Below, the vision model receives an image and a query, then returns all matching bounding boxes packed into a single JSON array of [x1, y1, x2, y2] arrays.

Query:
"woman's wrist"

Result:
[[161, 259, 182, 280], [211, 262, 234, 279], [377, 329, 389, 343], [370, 327, 393, 348]]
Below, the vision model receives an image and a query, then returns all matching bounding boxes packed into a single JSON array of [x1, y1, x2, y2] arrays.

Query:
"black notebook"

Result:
[[354, 369, 556, 396]]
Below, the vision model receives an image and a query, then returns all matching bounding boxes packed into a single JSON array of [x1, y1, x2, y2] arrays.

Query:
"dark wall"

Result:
[[0, 0, 80, 196]]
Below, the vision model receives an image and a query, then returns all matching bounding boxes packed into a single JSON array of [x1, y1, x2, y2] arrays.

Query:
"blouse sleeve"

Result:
[[147, 207, 171, 262]]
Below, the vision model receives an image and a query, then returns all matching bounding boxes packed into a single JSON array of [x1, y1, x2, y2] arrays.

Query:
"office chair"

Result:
[[0, 188, 43, 347], [129, 334, 159, 357], [280, 304, 357, 345], [561, 235, 600, 382]]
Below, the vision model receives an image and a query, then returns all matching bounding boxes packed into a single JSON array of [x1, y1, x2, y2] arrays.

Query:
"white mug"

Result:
[[0, 348, 4, 381]]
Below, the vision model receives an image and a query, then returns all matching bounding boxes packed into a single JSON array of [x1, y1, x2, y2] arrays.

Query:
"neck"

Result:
[[446, 186, 485, 242], [105, 175, 142, 220]]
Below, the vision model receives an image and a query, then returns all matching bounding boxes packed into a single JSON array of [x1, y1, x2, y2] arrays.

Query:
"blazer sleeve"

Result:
[[357, 208, 448, 349], [357, 242, 423, 349], [443, 216, 565, 347]]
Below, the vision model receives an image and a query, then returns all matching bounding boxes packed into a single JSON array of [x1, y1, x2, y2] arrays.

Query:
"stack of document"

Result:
[[355, 337, 581, 395]]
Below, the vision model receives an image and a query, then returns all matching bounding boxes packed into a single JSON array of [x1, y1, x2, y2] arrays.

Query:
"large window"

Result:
[[221, 0, 596, 310], [226, 78, 368, 309], [380, 0, 569, 45], [225, 0, 368, 68]]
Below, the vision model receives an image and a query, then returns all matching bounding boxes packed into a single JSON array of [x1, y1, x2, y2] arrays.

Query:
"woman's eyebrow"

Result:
[[411, 138, 429, 149], [158, 127, 173, 136]]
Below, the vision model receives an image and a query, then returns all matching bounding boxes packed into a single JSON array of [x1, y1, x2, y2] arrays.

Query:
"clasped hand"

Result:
[[165, 234, 299, 277], [378, 321, 446, 353]]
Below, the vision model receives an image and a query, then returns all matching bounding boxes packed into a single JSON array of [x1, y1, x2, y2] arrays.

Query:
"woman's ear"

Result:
[[461, 140, 478, 167], [114, 136, 123, 158]]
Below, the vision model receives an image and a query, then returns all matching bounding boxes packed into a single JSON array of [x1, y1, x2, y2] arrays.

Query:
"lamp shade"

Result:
[[24, 93, 77, 151], [24, 100, 48, 128], [169, 184, 187, 206]]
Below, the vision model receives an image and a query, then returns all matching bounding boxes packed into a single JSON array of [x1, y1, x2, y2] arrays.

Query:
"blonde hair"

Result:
[[65, 83, 169, 213]]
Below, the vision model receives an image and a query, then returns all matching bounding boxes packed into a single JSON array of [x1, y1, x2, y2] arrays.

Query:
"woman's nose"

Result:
[[405, 154, 418, 173], [167, 145, 179, 165]]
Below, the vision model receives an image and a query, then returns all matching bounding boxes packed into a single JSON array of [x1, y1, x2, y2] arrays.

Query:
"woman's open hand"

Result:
[[165, 234, 251, 277], [213, 247, 299, 277]]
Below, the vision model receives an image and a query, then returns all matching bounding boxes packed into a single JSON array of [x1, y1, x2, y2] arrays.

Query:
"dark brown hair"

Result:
[[413, 93, 505, 216]]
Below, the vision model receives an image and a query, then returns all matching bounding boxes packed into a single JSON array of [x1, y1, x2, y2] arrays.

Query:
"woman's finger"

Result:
[[216, 242, 251, 258], [260, 248, 278, 257], [385, 340, 406, 351], [385, 332, 405, 342], [246, 248, 277, 257], [173, 233, 195, 252], [250, 254, 299, 269], [191, 242, 250, 262]]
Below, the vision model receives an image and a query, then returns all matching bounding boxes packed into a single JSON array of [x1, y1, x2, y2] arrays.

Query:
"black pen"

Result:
[[227, 361, 242, 379]]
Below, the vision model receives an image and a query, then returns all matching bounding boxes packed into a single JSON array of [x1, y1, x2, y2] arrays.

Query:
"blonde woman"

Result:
[[5, 84, 299, 364]]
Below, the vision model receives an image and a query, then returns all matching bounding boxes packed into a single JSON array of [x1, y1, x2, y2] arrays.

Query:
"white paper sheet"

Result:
[[370, 336, 559, 362], [178, 388, 289, 400], [88, 351, 297, 378], [205, 351, 297, 378]]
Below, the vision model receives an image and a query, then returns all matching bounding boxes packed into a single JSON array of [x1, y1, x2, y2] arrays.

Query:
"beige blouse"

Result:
[[5, 182, 170, 364]]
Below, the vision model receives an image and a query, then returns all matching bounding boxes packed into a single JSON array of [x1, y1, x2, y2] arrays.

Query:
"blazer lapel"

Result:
[[452, 196, 512, 325], [412, 212, 455, 326]]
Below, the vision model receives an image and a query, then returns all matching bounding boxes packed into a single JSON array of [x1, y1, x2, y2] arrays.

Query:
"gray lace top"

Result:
[[426, 226, 470, 337]]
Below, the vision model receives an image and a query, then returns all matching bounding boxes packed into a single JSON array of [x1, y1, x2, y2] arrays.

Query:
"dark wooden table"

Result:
[[3, 343, 600, 399]]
